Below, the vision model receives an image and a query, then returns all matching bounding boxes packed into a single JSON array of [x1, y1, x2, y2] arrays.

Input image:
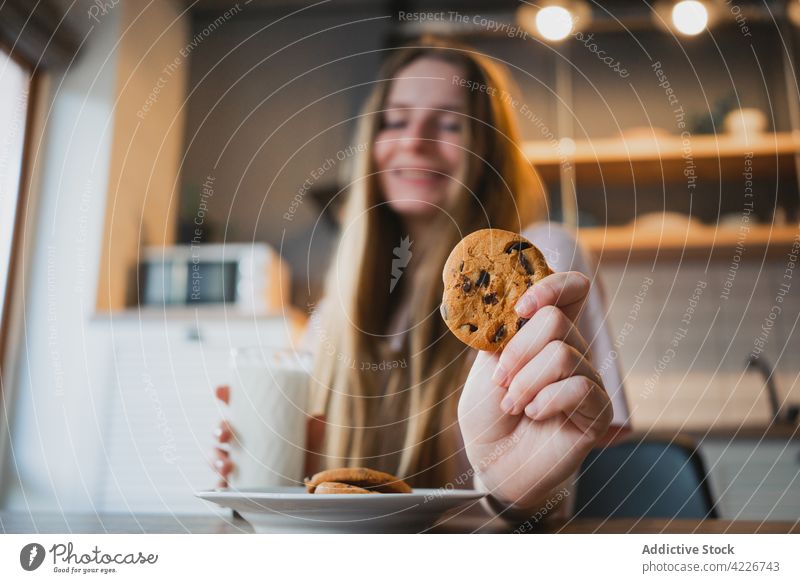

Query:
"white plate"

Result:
[[196, 487, 486, 533]]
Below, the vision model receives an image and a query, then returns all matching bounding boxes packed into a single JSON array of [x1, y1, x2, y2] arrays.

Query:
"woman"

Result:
[[213, 36, 627, 518]]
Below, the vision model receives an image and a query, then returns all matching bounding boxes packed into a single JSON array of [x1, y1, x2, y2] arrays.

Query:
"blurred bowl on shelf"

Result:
[[723, 108, 767, 137]]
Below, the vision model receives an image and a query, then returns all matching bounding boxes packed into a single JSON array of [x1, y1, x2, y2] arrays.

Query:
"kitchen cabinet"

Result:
[[627, 428, 800, 521], [698, 431, 800, 521]]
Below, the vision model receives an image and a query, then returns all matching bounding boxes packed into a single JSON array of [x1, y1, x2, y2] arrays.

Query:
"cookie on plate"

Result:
[[304, 467, 412, 494], [440, 228, 553, 352], [313, 481, 377, 494]]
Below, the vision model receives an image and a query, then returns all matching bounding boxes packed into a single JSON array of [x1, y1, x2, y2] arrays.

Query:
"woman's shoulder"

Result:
[[521, 221, 587, 274]]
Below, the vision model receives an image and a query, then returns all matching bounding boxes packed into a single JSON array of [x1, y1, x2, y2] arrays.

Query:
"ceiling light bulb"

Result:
[[536, 6, 575, 41], [672, 0, 708, 36]]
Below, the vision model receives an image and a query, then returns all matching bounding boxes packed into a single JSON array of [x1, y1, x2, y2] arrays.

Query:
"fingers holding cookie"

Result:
[[442, 230, 607, 429], [522, 374, 612, 438], [500, 340, 600, 416], [514, 270, 590, 322], [491, 268, 600, 417], [491, 304, 589, 389]]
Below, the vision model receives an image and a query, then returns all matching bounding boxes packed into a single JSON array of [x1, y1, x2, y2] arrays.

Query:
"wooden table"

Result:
[[1, 512, 798, 534]]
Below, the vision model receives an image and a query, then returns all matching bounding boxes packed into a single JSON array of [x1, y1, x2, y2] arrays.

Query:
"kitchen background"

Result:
[[0, 0, 798, 521]]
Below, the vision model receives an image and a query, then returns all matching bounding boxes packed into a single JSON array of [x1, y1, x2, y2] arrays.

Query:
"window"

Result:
[[0, 46, 32, 346]]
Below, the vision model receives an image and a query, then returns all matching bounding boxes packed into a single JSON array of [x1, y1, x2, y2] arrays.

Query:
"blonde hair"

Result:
[[311, 36, 547, 487]]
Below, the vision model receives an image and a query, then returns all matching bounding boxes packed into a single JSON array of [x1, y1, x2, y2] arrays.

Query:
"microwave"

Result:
[[138, 243, 289, 313]]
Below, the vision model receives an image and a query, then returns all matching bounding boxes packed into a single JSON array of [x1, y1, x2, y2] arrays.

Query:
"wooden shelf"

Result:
[[526, 132, 800, 185], [525, 132, 800, 165], [578, 224, 800, 262]]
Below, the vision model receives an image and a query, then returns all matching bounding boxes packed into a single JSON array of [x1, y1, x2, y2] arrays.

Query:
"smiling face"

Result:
[[372, 57, 468, 218]]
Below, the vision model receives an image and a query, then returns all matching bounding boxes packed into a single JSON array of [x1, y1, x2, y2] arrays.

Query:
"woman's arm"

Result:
[[458, 252, 614, 517], [473, 224, 627, 522]]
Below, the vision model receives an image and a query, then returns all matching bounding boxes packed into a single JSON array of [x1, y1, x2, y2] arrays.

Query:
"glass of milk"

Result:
[[227, 347, 311, 490]]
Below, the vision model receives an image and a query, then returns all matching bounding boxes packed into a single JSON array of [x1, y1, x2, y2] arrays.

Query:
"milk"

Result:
[[228, 348, 311, 489]]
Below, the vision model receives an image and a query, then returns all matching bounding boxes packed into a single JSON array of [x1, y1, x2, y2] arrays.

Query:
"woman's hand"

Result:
[[458, 271, 613, 512], [211, 385, 235, 488]]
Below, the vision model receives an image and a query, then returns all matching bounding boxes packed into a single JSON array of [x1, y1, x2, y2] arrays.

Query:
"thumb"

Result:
[[460, 350, 519, 445]]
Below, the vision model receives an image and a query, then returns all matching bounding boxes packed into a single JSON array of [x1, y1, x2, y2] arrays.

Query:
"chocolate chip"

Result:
[[460, 275, 472, 293], [460, 323, 478, 334], [516, 317, 528, 330], [492, 325, 506, 343], [483, 293, 498, 305], [525, 278, 533, 288], [505, 240, 532, 254], [476, 270, 490, 288], [518, 252, 535, 275], [440, 303, 448, 320]]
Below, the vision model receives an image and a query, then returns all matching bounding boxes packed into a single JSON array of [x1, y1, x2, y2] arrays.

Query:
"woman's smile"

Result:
[[390, 166, 449, 187]]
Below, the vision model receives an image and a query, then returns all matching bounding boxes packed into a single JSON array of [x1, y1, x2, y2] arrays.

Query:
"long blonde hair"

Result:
[[311, 36, 547, 487]]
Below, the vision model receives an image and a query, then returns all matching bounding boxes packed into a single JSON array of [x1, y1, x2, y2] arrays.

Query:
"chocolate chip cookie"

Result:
[[313, 481, 377, 494], [304, 467, 413, 494], [440, 228, 553, 351]]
